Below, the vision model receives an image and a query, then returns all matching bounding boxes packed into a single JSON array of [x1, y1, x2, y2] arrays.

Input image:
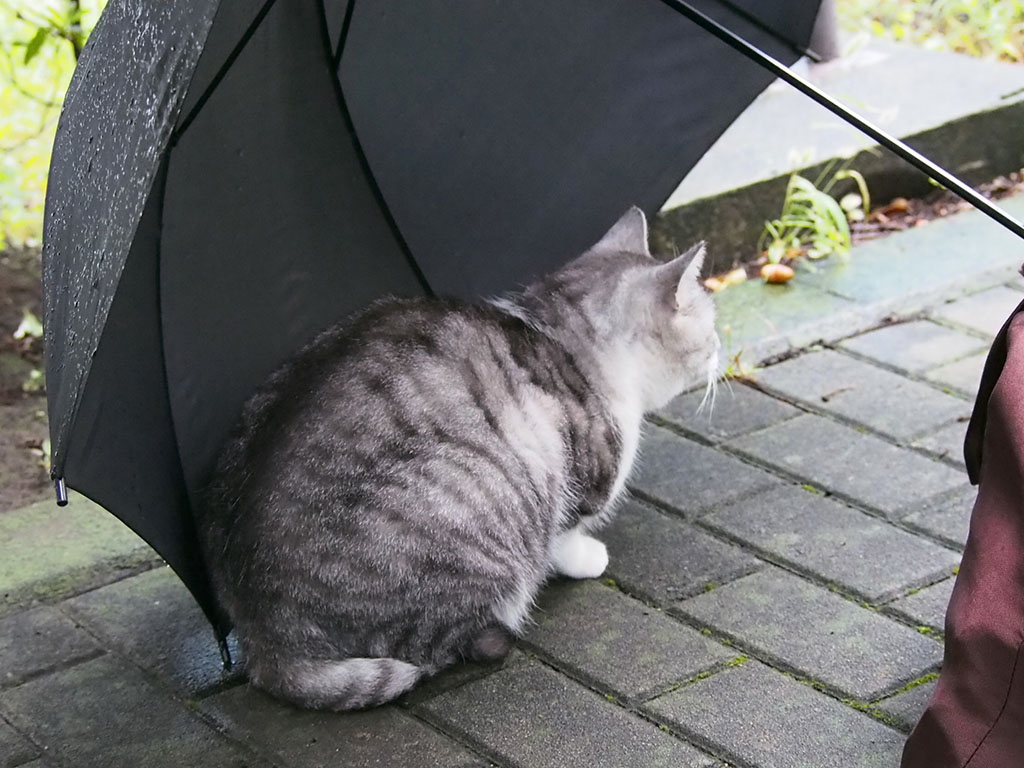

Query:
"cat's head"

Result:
[[525, 207, 720, 411]]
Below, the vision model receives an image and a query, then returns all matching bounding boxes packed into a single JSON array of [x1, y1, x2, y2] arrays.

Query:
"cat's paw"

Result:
[[551, 529, 609, 579]]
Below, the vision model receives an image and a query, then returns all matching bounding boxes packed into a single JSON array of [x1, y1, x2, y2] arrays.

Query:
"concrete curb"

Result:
[[654, 41, 1024, 273], [0, 493, 159, 618]]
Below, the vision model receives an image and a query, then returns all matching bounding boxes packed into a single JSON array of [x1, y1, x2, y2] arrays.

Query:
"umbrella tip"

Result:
[[54, 477, 68, 507], [218, 636, 234, 670]]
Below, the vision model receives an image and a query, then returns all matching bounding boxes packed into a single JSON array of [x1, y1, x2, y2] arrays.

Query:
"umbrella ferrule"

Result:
[[218, 636, 234, 670], [54, 477, 68, 507]]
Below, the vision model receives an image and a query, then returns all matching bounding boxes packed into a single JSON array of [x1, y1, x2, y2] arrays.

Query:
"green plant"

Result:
[[837, 0, 1024, 62], [721, 325, 761, 381], [0, 1, 107, 250], [759, 166, 869, 264]]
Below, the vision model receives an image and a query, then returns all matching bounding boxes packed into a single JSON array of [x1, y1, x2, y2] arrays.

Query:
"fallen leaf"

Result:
[[761, 263, 795, 284], [722, 267, 747, 288], [881, 197, 909, 214]]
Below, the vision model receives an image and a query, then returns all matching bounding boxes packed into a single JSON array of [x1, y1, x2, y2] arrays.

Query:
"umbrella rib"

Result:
[[172, 0, 279, 142], [331, 0, 354, 71], [660, 0, 1024, 243], [320, 0, 433, 296]]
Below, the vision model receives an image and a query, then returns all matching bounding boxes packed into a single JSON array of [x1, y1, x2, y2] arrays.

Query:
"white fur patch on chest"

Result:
[[607, 395, 642, 506], [599, 344, 644, 509]]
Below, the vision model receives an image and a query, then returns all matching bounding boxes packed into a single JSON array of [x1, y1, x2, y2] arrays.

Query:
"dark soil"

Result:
[[850, 170, 1024, 245], [0, 247, 49, 512]]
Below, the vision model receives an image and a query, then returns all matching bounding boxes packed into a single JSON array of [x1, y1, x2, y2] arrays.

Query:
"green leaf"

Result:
[[839, 193, 863, 212], [23, 28, 48, 64], [13, 310, 43, 340]]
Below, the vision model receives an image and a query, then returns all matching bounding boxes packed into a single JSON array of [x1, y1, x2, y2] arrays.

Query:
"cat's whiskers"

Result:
[[719, 371, 735, 398], [695, 356, 719, 417]]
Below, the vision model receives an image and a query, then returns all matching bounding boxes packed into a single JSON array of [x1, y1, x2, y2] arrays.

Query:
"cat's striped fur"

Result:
[[198, 208, 719, 710]]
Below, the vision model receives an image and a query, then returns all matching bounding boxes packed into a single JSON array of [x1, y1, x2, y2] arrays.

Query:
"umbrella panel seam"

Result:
[[172, 0, 279, 143]]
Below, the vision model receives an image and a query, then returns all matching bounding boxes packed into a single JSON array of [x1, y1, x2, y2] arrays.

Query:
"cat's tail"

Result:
[[249, 655, 426, 710]]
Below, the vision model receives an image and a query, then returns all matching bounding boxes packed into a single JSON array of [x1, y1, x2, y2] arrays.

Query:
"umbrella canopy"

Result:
[[42, 0, 824, 633]]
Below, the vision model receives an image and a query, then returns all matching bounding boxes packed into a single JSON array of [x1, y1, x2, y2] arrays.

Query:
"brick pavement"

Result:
[[1, 261, 1020, 767]]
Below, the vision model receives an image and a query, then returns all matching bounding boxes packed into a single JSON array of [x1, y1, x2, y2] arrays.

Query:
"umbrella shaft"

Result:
[[662, 0, 1024, 242]]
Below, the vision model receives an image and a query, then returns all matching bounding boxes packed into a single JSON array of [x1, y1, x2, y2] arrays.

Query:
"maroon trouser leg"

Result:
[[902, 311, 1024, 767]]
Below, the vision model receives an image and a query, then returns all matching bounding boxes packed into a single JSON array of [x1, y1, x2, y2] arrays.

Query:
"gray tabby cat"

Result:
[[199, 207, 719, 710]]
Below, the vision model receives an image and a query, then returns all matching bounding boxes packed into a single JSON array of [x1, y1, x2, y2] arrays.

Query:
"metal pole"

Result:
[[661, 0, 1024, 242]]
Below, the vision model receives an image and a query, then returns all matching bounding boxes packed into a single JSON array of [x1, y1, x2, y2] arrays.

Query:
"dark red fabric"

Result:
[[902, 309, 1024, 768]]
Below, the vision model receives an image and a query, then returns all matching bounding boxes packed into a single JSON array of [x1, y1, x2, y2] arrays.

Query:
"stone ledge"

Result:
[[654, 40, 1024, 273], [0, 493, 159, 617]]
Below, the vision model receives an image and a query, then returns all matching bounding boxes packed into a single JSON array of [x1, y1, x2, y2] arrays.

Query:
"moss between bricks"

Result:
[[673, 655, 749, 693], [775, 665, 940, 729], [840, 696, 904, 729], [827, 583, 880, 612], [890, 672, 940, 697]]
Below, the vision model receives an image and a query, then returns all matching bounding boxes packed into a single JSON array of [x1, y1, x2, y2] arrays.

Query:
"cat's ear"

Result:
[[592, 207, 650, 256], [660, 241, 706, 309]]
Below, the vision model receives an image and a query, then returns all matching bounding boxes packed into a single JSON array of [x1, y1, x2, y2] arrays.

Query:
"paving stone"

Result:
[[0, 494, 157, 614], [676, 569, 943, 701], [0, 718, 38, 767], [658, 384, 801, 443], [799, 207, 1024, 305], [902, 485, 976, 550], [703, 485, 960, 602], [728, 414, 966, 517], [420, 657, 714, 768], [631, 425, 779, 514], [838, 320, 988, 373], [646, 661, 904, 768], [713, 278, 857, 353], [604, 500, 762, 603], [925, 351, 987, 396], [931, 285, 1023, 336], [0, 607, 98, 687], [887, 579, 956, 633], [755, 349, 970, 440], [525, 580, 735, 702], [400, 657, 509, 708], [0, 656, 259, 768], [912, 420, 968, 468], [65, 566, 238, 695], [875, 680, 938, 732], [203, 687, 484, 768]]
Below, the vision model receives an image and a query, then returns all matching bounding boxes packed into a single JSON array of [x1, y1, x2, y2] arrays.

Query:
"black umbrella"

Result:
[[43, 0, 1021, 648]]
